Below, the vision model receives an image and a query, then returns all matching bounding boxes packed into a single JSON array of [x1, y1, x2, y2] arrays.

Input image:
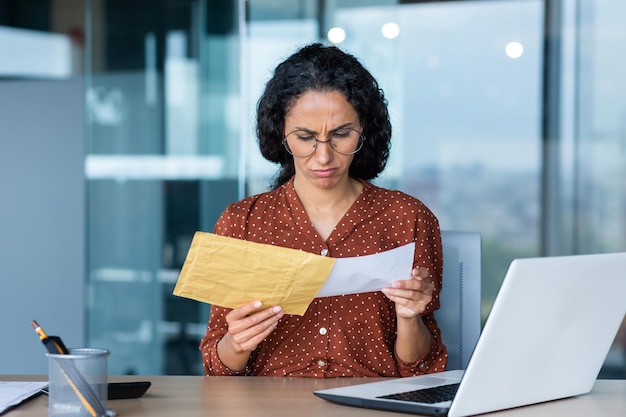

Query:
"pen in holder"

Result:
[[47, 349, 112, 417], [32, 321, 115, 417]]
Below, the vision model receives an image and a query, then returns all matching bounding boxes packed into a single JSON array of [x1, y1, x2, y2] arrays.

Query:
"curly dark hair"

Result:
[[256, 43, 392, 189]]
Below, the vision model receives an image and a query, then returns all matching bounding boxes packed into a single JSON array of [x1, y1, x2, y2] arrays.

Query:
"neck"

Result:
[[292, 177, 363, 241], [293, 176, 362, 214]]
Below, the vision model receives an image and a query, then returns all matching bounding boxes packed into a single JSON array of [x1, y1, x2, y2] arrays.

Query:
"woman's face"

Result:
[[284, 90, 361, 190]]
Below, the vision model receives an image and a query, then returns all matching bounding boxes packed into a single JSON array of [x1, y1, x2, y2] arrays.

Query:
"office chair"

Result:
[[434, 230, 482, 370]]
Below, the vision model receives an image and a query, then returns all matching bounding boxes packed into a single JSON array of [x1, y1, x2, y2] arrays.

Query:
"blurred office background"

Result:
[[1, 0, 625, 376]]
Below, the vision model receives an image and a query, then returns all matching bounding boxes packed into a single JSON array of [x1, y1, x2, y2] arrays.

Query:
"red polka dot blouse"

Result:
[[199, 177, 447, 377]]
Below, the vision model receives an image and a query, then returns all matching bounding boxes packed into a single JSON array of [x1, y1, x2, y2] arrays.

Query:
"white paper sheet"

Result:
[[316, 242, 415, 297], [0, 381, 48, 414]]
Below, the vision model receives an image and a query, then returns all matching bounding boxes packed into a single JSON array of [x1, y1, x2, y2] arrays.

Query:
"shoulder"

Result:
[[214, 186, 287, 234], [223, 187, 283, 215], [363, 181, 438, 219]]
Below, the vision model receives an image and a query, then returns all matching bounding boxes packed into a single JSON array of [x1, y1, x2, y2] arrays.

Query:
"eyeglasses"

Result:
[[283, 128, 365, 158]]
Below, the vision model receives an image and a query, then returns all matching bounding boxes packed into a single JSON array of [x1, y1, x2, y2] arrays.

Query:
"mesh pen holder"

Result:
[[47, 348, 113, 417]]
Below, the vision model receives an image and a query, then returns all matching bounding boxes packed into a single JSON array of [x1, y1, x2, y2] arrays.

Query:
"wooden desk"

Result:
[[2, 375, 625, 416]]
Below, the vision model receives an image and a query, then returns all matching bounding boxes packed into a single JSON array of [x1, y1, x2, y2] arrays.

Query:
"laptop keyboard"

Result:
[[377, 383, 460, 404]]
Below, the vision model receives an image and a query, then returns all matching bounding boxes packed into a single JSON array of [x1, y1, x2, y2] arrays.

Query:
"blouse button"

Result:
[[321, 249, 329, 256], [319, 327, 327, 335], [317, 360, 326, 367]]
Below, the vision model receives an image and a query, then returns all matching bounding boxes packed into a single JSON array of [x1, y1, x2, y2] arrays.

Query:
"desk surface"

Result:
[[2, 375, 625, 417]]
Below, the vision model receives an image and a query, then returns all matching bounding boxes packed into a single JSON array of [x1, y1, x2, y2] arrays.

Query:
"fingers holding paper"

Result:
[[227, 301, 284, 352], [381, 267, 434, 319], [217, 301, 283, 371]]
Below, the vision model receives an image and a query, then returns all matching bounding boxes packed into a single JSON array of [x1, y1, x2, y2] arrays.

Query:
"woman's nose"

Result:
[[313, 139, 335, 161]]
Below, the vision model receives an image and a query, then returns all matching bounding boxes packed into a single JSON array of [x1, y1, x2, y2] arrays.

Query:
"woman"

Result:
[[199, 43, 446, 377]]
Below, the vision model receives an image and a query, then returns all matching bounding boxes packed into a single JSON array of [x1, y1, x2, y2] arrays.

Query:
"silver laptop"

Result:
[[314, 252, 626, 417]]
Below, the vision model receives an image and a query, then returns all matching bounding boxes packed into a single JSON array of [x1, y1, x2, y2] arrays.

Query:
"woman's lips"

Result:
[[312, 168, 337, 178]]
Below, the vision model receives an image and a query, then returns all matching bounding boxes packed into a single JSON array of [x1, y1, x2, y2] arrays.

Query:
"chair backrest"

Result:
[[434, 230, 482, 370]]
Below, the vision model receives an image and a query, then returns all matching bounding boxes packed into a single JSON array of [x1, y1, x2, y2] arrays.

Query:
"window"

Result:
[[67, 0, 626, 376]]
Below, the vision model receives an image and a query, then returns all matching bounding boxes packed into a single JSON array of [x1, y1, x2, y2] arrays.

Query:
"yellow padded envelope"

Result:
[[173, 231, 336, 316]]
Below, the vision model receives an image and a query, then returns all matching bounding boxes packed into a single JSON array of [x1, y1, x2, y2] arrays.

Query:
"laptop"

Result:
[[314, 252, 626, 416]]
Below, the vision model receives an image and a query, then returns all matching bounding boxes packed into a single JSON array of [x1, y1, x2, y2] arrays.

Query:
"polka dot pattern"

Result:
[[199, 178, 447, 378]]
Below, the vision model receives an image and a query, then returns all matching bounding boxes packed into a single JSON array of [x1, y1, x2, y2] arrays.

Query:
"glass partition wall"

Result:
[[82, 0, 626, 376], [84, 0, 240, 375]]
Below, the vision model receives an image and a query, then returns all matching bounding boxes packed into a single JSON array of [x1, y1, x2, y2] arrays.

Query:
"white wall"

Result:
[[0, 79, 85, 374]]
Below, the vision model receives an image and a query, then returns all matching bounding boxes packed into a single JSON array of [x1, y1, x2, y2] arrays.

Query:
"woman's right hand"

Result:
[[217, 301, 283, 371]]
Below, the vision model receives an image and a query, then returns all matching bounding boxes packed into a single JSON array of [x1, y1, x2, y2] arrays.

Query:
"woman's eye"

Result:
[[296, 133, 315, 141], [333, 131, 351, 139]]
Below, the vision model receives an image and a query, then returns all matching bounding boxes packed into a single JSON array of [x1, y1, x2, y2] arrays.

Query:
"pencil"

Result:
[[31, 320, 69, 354]]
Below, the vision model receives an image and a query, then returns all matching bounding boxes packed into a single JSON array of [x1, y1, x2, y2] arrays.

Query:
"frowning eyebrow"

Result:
[[291, 122, 358, 135]]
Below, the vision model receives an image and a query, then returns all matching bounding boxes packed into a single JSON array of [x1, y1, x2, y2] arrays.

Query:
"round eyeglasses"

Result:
[[283, 128, 365, 158]]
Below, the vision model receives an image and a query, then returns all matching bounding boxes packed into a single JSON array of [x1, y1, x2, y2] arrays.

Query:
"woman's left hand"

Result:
[[381, 267, 434, 319]]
